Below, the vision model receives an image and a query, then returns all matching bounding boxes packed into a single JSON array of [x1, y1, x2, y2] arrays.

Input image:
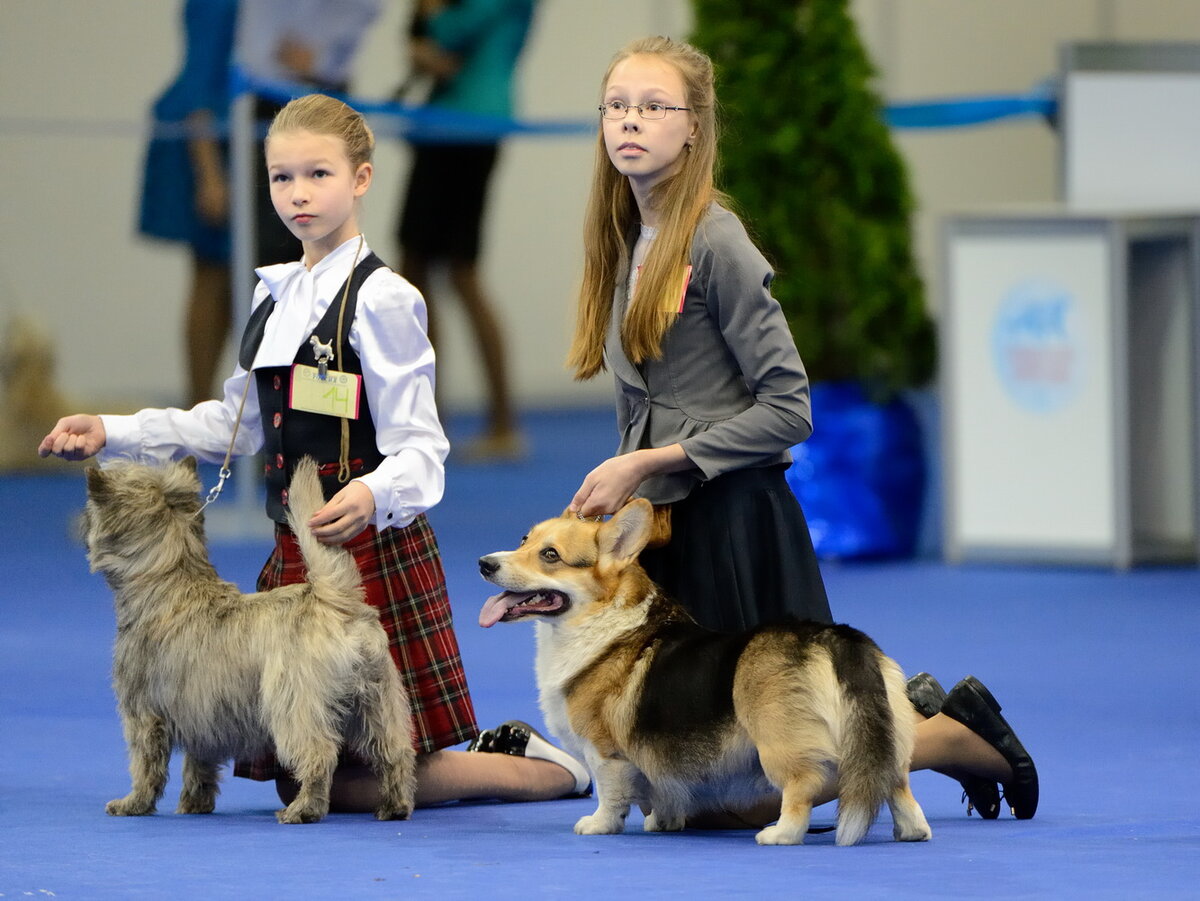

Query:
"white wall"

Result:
[[2, 0, 1199, 413]]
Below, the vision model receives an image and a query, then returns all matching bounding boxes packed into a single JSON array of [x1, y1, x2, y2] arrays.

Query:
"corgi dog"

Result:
[[478, 499, 931, 846]]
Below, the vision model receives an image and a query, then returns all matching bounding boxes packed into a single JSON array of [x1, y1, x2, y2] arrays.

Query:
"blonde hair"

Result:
[[266, 93, 375, 168], [568, 36, 725, 380]]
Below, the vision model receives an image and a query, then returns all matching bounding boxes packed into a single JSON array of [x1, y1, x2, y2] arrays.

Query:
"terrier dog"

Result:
[[478, 499, 931, 846], [85, 456, 416, 824]]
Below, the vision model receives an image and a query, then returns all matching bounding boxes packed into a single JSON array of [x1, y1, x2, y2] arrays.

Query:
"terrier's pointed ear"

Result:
[[182, 456, 198, 473], [597, 498, 653, 564], [85, 465, 108, 500]]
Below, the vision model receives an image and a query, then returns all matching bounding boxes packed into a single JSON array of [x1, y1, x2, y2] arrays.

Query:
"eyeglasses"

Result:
[[599, 100, 691, 121]]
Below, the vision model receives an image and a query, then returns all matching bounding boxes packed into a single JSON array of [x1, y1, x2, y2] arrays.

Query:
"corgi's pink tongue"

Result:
[[479, 591, 525, 628], [479, 588, 569, 627]]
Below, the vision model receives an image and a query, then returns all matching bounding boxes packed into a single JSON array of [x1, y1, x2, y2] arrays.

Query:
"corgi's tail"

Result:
[[828, 630, 904, 846], [284, 456, 368, 615]]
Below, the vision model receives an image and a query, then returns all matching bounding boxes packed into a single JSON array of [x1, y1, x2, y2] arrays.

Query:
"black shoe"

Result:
[[907, 671, 947, 718], [488, 721, 537, 756], [941, 676, 1039, 820], [907, 673, 1003, 819], [468, 720, 591, 796], [466, 727, 498, 753]]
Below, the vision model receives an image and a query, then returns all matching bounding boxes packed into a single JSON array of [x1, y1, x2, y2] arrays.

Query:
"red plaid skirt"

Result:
[[234, 514, 479, 780]]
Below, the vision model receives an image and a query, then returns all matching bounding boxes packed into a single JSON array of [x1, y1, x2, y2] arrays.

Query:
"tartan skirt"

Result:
[[234, 514, 479, 780]]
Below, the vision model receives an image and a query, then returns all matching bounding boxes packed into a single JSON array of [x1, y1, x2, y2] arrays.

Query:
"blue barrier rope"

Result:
[[884, 89, 1057, 129], [0, 75, 1058, 141], [231, 67, 1058, 139], [229, 66, 592, 142]]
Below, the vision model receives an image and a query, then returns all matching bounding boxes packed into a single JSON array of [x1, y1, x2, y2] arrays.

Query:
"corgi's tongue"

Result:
[[479, 590, 532, 627], [478, 589, 566, 627]]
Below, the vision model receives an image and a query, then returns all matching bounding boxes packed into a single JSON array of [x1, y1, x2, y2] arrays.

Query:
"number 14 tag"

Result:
[[289, 364, 361, 419]]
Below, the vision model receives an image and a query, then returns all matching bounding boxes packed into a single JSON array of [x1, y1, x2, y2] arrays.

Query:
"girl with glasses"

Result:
[[550, 35, 1037, 828]]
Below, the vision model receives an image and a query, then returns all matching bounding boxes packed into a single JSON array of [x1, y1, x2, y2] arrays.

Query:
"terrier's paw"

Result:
[[643, 810, 685, 832], [276, 802, 327, 824], [106, 796, 156, 817], [175, 797, 216, 815], [374, 803, 413, 821]]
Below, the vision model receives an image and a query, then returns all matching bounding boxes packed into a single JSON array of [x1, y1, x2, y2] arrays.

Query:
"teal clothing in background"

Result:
[[426, 0, 535, 119], [138, 0, 238, 261], [398, 0, 536, 257]]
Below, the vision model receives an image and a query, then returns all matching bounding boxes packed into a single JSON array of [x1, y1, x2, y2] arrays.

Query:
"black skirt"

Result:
[[398, 142, 499, 262], [639, 464, 833, 632]]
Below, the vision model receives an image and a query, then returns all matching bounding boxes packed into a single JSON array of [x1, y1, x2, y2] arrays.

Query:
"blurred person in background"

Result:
[[235, 0, 383, 265], [138, 0, 238, 406], [396, 0, 537, 462]]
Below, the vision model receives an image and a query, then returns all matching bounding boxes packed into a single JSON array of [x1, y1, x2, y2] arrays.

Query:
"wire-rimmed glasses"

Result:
[[599, 100, 691, 120]]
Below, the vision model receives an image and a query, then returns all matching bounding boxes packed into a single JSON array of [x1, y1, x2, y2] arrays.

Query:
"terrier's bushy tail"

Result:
[[285, 457, 367, 615]]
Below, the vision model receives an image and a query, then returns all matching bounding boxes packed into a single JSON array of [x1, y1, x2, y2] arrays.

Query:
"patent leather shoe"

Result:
[[941, 676, 1039, 820], [907, 673, 1002, 819]]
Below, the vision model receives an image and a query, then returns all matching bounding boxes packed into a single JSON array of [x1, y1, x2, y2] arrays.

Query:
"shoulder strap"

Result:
[[328, 252, 386, 354], [236, 252, 387, 371]]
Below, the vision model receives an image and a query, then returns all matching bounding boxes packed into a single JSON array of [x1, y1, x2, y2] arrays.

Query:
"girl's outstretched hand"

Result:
[[309, 479, 375, 546], [38, 414, 106, 461]]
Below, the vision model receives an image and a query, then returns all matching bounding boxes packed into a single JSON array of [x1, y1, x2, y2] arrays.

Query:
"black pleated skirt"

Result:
[[639, 464, 833, 632]]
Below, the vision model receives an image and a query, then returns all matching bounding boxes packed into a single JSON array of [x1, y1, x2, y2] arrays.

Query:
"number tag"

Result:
[[636, 264, 692, 312], [289, 364, 361, 419], [666, 265, 692, 312]]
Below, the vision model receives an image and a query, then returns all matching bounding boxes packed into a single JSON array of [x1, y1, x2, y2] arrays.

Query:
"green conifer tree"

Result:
[[691, 0, 935, 398]]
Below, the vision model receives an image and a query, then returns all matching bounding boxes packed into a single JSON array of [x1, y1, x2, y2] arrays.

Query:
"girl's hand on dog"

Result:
[[38, 414, 107, 461], [571, 455, 643, 517], [308, 480, 375, 545], [570, 445, 692, 518]]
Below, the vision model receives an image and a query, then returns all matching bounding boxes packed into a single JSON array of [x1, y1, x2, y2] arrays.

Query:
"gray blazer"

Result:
[[606, 203, 813, 504]]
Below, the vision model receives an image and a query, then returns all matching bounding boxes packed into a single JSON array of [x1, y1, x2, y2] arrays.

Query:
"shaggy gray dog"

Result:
[[85, 456, 416, 824]]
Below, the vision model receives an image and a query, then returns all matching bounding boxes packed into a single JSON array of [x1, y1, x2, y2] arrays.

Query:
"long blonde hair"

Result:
[[568, 37, 725, 380], [266, 93, 375, 168]]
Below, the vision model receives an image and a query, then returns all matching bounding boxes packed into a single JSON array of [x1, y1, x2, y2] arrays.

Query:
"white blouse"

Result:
[[100, 236, 448, 531]]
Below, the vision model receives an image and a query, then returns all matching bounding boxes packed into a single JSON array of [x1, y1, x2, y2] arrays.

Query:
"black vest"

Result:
[[238, 252, 388, 523]]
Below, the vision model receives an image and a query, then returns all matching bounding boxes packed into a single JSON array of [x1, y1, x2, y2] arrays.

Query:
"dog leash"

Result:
[[332, 236, 365, 484], [195, 375, 253, 518]]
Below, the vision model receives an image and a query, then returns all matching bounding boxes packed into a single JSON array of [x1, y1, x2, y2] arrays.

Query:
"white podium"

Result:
[[941, 208, 1200, 567]]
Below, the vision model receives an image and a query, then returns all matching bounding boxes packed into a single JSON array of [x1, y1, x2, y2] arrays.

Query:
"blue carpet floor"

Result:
[[1, 408, 1197, 899]]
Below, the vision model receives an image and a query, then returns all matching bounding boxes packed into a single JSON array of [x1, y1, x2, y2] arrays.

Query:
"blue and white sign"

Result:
[[991, 280, 1086, 413], [947, 227, 1114, 553]]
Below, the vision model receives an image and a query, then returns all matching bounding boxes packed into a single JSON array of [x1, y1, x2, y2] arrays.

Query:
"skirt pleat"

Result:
[[640, 465, 832, 632]]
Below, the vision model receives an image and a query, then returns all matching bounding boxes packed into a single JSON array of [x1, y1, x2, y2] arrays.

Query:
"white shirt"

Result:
[[235, 0, 381, 87], [100, 236, 448, 531]]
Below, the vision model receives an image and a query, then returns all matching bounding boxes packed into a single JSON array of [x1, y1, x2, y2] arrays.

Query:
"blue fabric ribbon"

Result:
[[229, 66, 1058, 141], [228, 66, 592, 142], [884, 87, 1057, 129]]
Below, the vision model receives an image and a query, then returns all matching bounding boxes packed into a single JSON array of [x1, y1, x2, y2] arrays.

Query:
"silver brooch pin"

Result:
[[309, 335, 335, 379]]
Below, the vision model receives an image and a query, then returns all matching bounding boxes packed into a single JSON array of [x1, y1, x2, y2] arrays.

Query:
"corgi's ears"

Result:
[[597, 498, 653, 564]]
